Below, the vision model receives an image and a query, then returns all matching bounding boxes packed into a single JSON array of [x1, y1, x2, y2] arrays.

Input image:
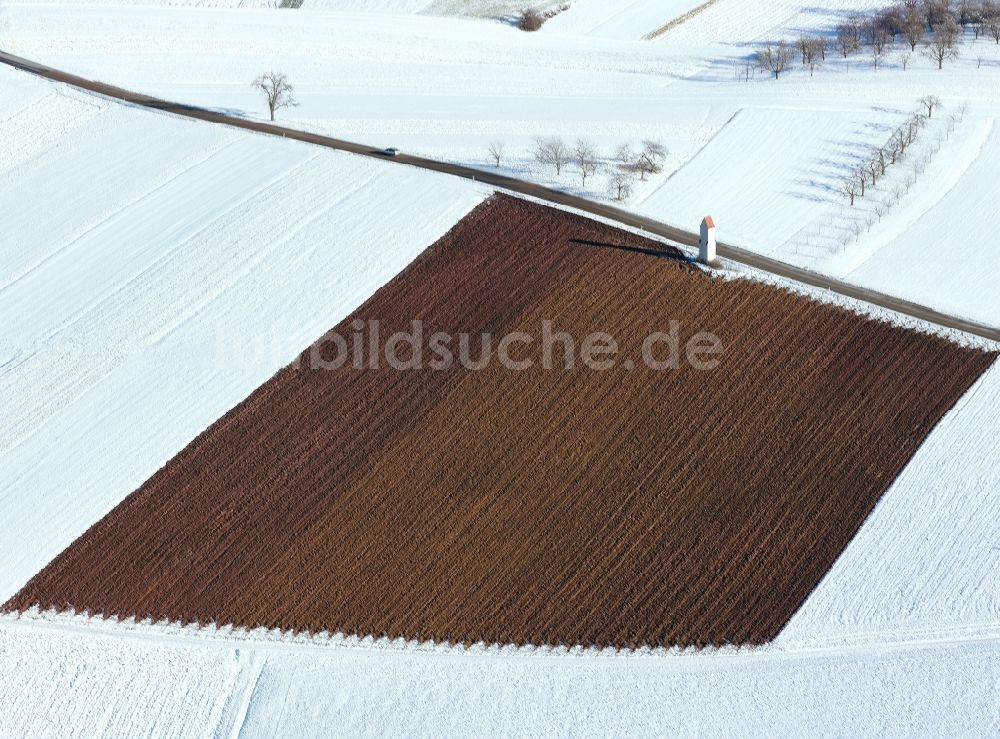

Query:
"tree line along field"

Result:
[[6, 196, 995, 649]]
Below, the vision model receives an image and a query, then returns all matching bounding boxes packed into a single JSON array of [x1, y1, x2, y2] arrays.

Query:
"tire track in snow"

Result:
[[0, 137, 243, 297], [0, 149, 332, 460]]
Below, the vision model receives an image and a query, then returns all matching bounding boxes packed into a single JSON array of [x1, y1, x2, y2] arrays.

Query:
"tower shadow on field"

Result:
[[569, 238, 704, 273]]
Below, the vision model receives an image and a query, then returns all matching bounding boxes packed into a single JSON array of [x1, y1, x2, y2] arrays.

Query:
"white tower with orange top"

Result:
[[699, 216, 716, 265]]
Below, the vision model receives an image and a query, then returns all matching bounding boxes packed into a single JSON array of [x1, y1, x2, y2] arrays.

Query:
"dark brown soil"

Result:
[[6, 195, 994, 649]]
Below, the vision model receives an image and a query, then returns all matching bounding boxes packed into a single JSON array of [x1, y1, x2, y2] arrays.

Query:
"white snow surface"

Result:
[[2, 2, 1000, 735], [0, 63, 488, 602], [1, 610, 998, 738], [0, 0, 565, 16], [4, 351, 997, 738], [3, 1, 999, 325], [846, 122, 1000, 323], [546, 0, 702, 39], [781, 360, 1000, 641]]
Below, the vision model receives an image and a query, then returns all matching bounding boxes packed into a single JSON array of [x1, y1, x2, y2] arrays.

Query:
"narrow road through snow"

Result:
[[2, 50, 996, 342]]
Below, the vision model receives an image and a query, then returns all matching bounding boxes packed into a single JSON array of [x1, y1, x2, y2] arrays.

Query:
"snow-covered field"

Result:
[[782, 361, 1000, 640], [2, 609, 998, 738], [640, 106, 903, 253], [3, 351, 998, 737], [545, 0, 699, 38], [653, 0, 887, 45], [846, 122, 1000, 324], [0, 63, 487, 602], [2, 0, 999, 734], [3, 0, 999, 324], [0, 0, 572, 18]]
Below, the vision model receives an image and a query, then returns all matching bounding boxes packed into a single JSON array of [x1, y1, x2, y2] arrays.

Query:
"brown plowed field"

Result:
[[7, 195, 995, 649]]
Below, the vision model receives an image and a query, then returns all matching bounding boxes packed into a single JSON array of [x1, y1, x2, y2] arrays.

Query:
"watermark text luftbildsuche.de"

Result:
[[285, 319, 724, 372]]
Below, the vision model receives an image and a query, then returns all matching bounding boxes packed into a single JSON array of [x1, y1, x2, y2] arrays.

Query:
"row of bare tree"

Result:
[[841, 95, 943, 206], [253, 72, 297, 121], [487, 139, 668, 200], [756, 0, 1000, 78]]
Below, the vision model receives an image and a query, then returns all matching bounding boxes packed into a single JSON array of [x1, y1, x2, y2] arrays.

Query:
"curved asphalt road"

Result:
[[2, 50, 996, 342]]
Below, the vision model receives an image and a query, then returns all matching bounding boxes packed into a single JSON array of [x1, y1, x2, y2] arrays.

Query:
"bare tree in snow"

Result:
[[573, 139, 599, 187], [867, 154, 881, 187], [872, 39, 888, 69], [797, 34, 811, 64], [985, 0, 1000, 42], [813, 35, 827, 61], [842, 177, 861, 206], [893, 126, 908, 157], [253, 72, 298, 122], [615, 142, 636, 172], [608, 171, 634, 201], [896, 134, 910, 162], [923, 18, 961, 68], [837, 22, 861, 57], [611, 140, 667, 181], [868, 15, 892, 55], [923, 0, 953, 30], [634, 140, 668, 180], [805, 37, 825, 75], [614, 142, 643, 178], [534, 137, 569, 176], [877, 145, 889, 175], [920, 93, 942, 117], [758, 41, 794, 78], [642, 140, 668, 161], [903, 4, 927, 50], [846, 13, 866, 47], [878, 4, 905, 42], [487, 141, 506, 168], [958, 0, 979, 29], [869, 19, 891, 69]]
